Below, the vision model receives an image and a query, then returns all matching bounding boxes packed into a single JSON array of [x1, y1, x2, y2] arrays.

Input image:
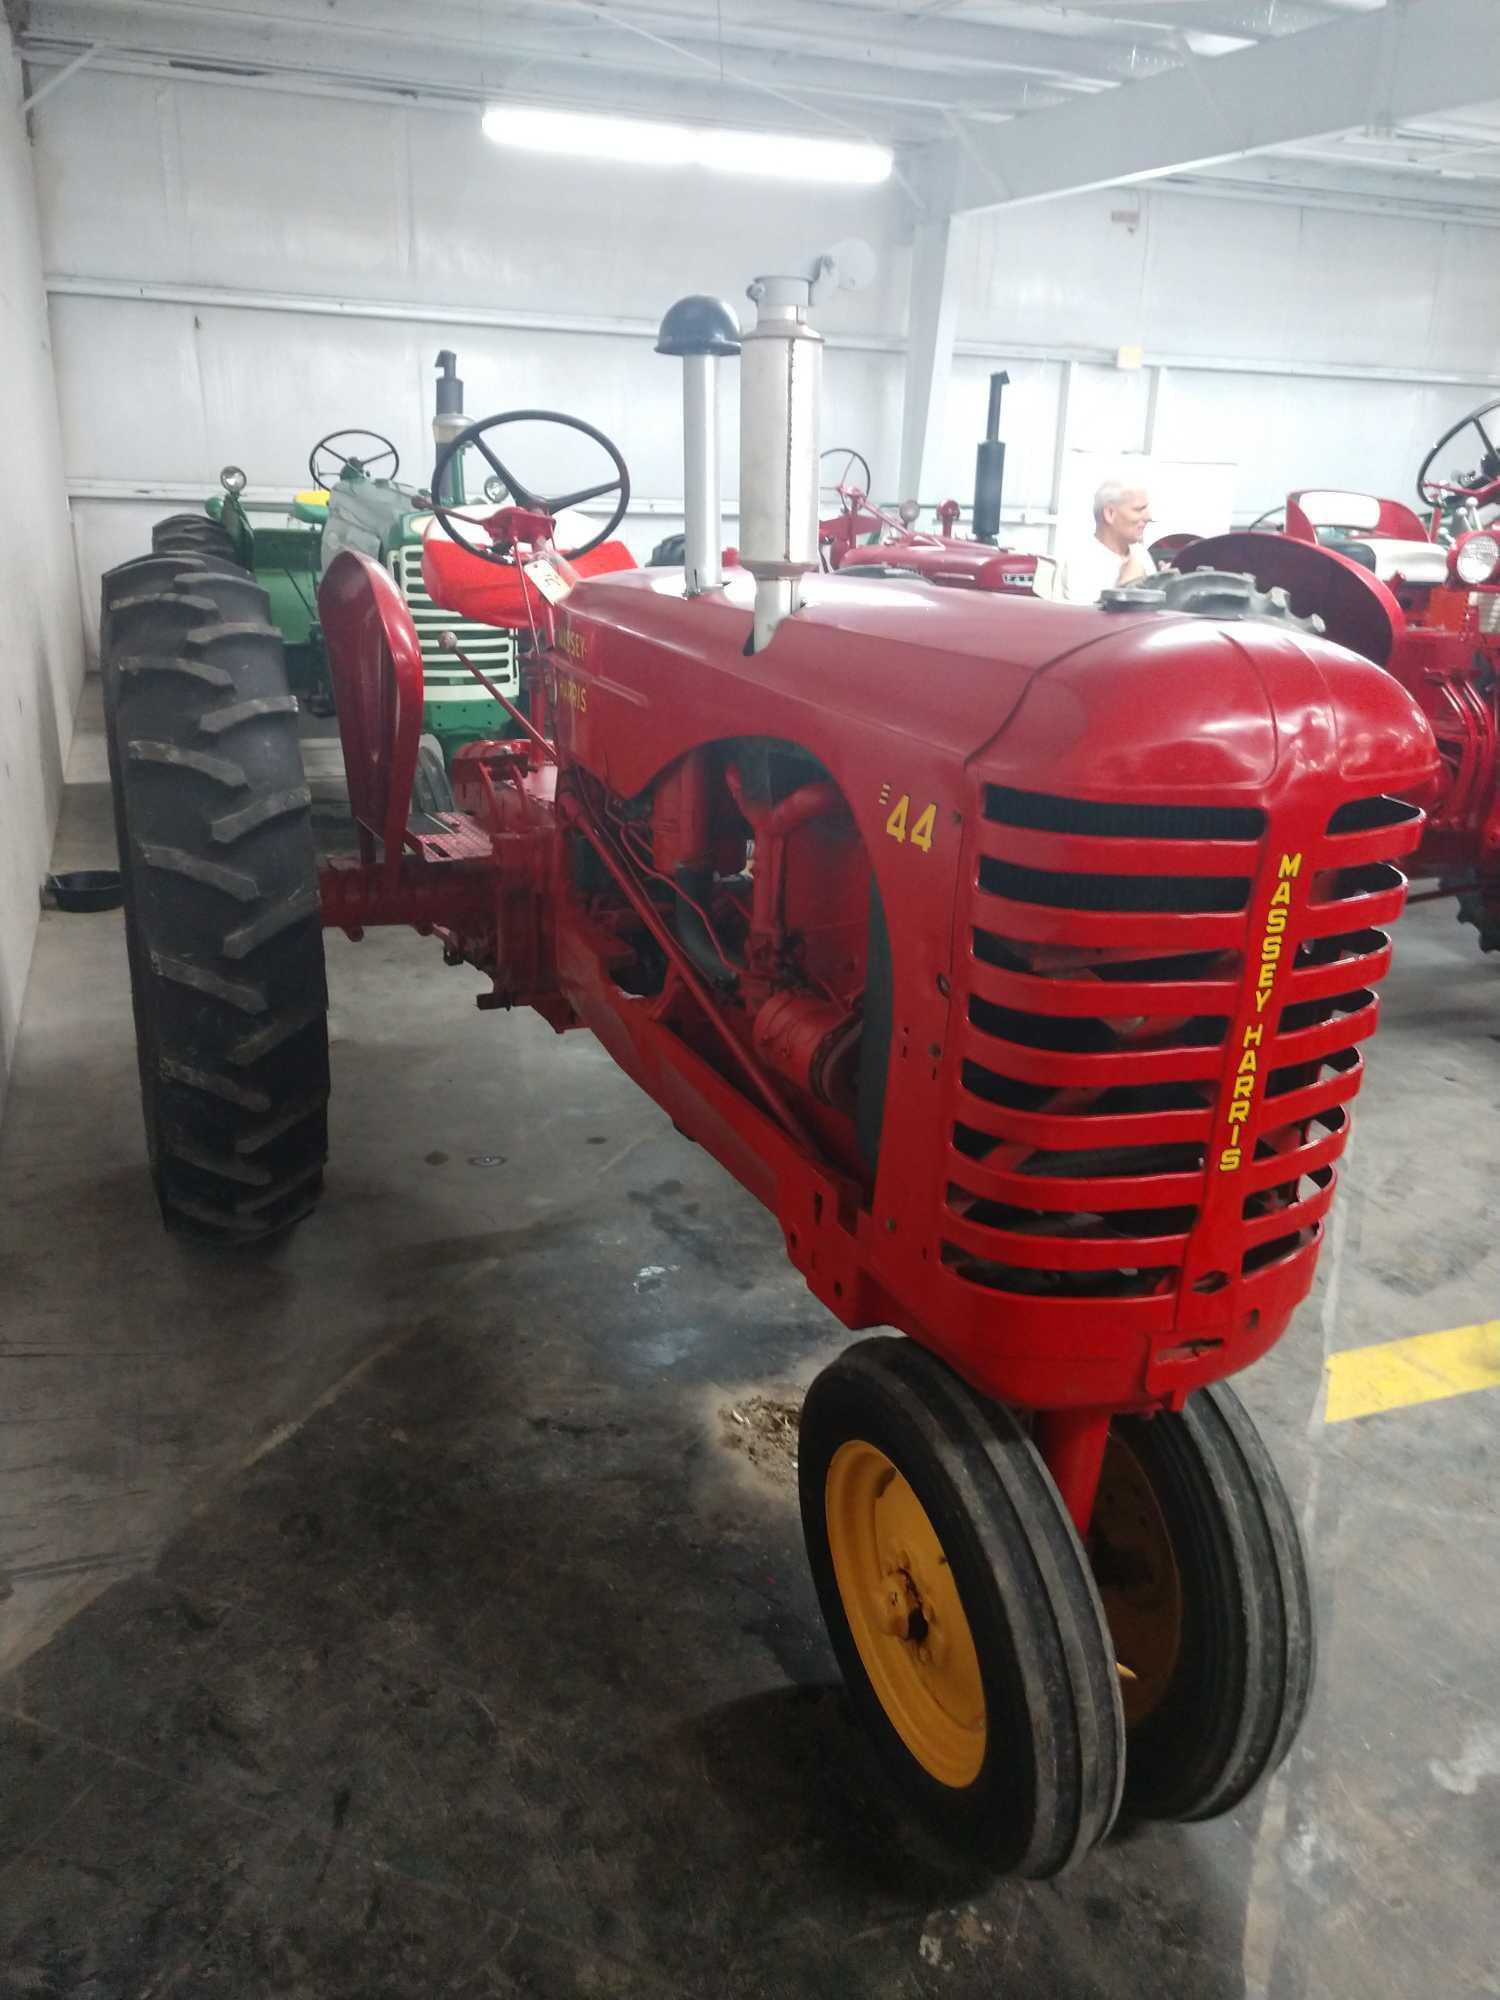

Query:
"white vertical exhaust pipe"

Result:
[[656, 295, 741, 596], [739, 273, 824, 651]]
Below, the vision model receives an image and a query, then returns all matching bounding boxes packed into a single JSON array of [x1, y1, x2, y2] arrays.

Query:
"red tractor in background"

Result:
[[816, 468, 1056, 597], [99, 264, 1435, 1877], [815, 374, 1057, 598], [1178, 395, 1500, 951]]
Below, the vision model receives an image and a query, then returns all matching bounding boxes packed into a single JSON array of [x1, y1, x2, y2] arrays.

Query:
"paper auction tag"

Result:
[[523, 556, 572, 604]]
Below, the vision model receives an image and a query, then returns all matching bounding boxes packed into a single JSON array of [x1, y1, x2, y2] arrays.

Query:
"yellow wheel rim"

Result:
[[1090, 1436, 1184, 1728], [824, 1439, 986, 1787]]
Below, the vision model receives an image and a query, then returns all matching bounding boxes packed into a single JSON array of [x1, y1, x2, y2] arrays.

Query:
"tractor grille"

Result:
[[941, 784, 1422, 1310], [389, 543, 520, 696]]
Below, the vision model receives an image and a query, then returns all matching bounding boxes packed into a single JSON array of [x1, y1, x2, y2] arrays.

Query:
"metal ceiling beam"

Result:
[[1037, 0, 1335, 37], [29, 0, 1173, 88], [567, 0, 1171, 83], [1173, 153, 1500, 224], [21, 0, 1113, 141], [17, 13, 931, 139], [937, 0, 1500, 213]]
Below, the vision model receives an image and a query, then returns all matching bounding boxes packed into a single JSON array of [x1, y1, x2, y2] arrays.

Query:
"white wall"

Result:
[[923, 188, 1500, 543], [28, 67, 1500, 648], [33, 68, 910, 655], [0, 22, 86, 1107]]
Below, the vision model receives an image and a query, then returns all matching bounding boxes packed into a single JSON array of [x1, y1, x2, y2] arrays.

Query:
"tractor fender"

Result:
[[1177, 531, 1404, 670]]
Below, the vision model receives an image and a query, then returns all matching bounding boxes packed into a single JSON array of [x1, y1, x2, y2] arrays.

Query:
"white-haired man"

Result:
[[1058, 480, 1155, 603]]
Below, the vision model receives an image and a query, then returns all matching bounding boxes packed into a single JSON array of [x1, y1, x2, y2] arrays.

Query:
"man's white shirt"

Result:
[[1057, 533, 1156, 605]]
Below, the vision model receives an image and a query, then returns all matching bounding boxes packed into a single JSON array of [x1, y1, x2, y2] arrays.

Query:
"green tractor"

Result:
[[150, 351, 518, 770]]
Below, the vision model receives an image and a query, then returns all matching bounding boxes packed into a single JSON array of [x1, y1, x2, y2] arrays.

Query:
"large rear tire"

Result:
[[101, 557, 329, 1241], [151, 513, 238, 563]]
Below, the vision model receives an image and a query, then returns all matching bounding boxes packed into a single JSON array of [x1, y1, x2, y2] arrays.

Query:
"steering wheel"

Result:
[[1417, 395, 1500, 507], [820, 447, 872, 509], [1248, 505, 1285, 532], [431, 410, 630, 565], [309, 429, 399, 489]]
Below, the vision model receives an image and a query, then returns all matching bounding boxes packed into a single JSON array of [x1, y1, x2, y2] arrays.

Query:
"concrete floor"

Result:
[[2, 688, 1498, 1998]]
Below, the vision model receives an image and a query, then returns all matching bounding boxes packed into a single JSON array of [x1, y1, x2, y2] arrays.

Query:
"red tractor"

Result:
[[1179, 402, 1500, 951], [100, 269, 1435, 1875], [816, 472, 1055, 596], [815, 377, 1055, 598]]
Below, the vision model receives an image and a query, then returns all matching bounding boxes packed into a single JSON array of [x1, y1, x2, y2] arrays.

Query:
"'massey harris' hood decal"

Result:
[[1217, 849, 1306, 1177]]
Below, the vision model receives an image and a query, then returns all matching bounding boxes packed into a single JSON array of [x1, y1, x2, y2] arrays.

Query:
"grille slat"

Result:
[[1267, 994, 1378, 1068], [944, 1147, 1205, 1214], [1299, 881, 1407, 937], [1286, 934, 1392, 1002], [1319, 821, 1424, 868], [943, 1205, 1191, 1271], [976, 822, 1262, 880], [969, 952, 1242, 1020], [952, 1089, 1215, 1154], [1240, 1111, 1347, 1193], [1256, 1051, 1361, 1126], [970, 898, 1247, 952], [960, 1019, 1226, 1090], [1239, 1170, 1335, 1252]]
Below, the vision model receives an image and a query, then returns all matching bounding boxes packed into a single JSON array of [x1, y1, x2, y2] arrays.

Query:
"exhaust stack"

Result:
[[432, 350, 466, 505], [656, 296, 741, 596], [739, 273, 824, 651], [972, 370, 1009, 545]]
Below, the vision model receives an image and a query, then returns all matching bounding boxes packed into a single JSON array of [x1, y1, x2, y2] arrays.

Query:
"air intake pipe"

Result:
[[656, 295, 741, 596]]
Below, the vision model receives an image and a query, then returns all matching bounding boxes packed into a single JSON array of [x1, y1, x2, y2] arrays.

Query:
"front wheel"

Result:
[[799, 1338, 1124, 1875], [1089, 1382, 1315, 1821]]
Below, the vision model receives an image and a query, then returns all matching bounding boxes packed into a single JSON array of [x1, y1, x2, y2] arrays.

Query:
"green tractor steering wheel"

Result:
[[308, 428, 400, 491]]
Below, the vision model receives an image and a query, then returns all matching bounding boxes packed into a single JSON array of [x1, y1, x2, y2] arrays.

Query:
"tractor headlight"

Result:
[[1451, 529, 1500, 586], [219, 464, 247, 496]]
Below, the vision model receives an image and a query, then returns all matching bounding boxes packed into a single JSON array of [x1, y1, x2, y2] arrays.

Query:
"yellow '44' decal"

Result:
[[885, 793, 937, 853]]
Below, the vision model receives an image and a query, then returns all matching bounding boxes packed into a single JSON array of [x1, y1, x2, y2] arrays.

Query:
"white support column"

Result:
[[1143, 365, 1166, 456], [896, 211, 961, 509], [1046, 360, 1076, 559]]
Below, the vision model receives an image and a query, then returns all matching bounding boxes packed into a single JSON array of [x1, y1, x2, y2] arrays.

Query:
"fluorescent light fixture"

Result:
[[481, 104, 892, 186]]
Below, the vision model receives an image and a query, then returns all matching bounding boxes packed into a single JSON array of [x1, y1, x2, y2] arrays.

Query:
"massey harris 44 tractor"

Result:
[[1179, 404, 1500, 952], [100, 264, 1435, 1875]]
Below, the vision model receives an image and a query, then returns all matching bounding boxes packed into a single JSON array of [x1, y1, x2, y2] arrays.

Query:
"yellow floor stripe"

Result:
[[1325, 1319, 1500, 1424]]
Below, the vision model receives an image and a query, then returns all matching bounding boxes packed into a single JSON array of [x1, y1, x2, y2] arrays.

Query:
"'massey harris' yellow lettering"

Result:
[[1217, 851, 1306, 1172]]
